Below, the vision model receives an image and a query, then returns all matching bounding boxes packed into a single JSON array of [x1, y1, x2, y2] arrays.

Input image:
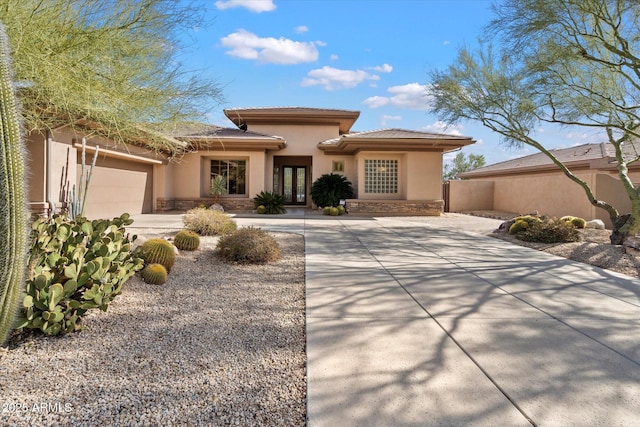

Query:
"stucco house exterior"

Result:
[[27, 107, 474, 218], [449, 142, 640, 228]]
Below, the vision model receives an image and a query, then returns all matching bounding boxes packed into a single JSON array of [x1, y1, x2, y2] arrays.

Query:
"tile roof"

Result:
[[457, 142, 640, 178]]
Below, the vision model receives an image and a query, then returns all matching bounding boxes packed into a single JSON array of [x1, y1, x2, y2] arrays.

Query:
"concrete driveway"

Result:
[[301, 216, 640, 427]]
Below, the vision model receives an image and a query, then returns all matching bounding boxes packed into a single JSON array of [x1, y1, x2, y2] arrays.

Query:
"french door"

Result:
[[283, 166, 307, 204]]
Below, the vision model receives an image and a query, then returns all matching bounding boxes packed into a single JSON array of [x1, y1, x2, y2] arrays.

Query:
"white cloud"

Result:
[[381, 114, 402, 126], [301, 66, 380, 90], [422, 120, 463, 135], [362, 83, 433, 110], [370, 64, 393, 73], [220, 29, 320, 64], [295, 25, 308, 34], [330, 54, 339, 61], [215, 0, 276, 13], [443, 40, 451, 46]]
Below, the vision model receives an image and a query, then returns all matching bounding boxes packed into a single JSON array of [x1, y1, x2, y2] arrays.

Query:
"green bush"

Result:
[[138, 238, 176, 271], [173, 230, 200, 251], [517, 218, 581, 243], [323, 206, 331, 215], [183, 208, 237, 236], [140, 263, 168, 285], [311, 173, 354, 208], [253, 190, 287, 214], [217, 227, 282, 264], [17, 214, 144, 336]]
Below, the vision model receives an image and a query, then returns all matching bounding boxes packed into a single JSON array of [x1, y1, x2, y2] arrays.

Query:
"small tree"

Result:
[[430, 0, 640, 245], [443, 152, 486, 182]]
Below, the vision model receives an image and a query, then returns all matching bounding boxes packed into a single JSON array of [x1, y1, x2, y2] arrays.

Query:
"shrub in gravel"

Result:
[[253, 190, 287, 214], [140, 263, 168, 285], [217, 227, 282, 264], [517, 218, 581, 243], [560, 215, 587, 229], [173, 230, 200, 251], [138, 238, 176, 272], [18, 214, 144, 336], [183, 207, 237, 236]]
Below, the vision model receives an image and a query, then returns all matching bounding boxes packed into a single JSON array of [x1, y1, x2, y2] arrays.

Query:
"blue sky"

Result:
[[177, 0, 606, 166]]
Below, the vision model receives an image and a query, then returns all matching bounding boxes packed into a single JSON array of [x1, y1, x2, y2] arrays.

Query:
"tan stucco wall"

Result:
[[448, 180, 494, 212], [406, 152, 443, 200]]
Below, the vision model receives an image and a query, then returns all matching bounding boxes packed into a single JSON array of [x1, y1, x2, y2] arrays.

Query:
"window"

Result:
[[210, 159, 246, 195], [364, 159, 398, 194]]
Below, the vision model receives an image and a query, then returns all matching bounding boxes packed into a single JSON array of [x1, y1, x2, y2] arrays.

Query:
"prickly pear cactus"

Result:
[[139, 238, 176, 272], [141, 264, 168, 285], [174, 230, 200, 251], [0, 22, 28, 345]]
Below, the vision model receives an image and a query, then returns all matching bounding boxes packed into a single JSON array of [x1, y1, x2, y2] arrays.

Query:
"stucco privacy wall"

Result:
[[450, 171, 640, 228], [448, 180, 494, 212]]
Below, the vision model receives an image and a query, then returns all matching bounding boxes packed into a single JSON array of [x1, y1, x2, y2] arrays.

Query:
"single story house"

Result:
[[449, 142, 640, 228], [27, 107, 475, 218]]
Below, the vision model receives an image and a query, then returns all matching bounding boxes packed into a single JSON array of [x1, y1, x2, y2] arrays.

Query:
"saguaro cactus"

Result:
[[0, 22, 28, 345]]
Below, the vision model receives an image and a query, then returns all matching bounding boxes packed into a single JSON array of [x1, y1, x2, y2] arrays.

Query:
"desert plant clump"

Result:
[[18, 214, 144, 336], [138, 238, 176, 272], [517, 218, 581, 243], [253, 191, 287, 214], [217, 227, 282, 264], [311, 173, 354, 208], [140, 263, 168, 285], [560, 215, 587, 229], [183, 207, 237, 236], [173, 230, 200, 251]]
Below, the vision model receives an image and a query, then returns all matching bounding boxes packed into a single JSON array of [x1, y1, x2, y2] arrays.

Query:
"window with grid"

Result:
[[364, 159, 398, 194], [210, 159, 246, 195]]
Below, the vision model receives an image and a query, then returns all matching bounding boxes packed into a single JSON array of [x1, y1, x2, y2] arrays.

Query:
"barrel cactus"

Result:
[[174, 230, 200, 251], [0, 22, 28, 345], [140, 263, 168, 285], [139, 238, 176, 272]]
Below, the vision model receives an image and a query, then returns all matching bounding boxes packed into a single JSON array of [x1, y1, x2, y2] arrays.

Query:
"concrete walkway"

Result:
[[131, 213, 640, 426]]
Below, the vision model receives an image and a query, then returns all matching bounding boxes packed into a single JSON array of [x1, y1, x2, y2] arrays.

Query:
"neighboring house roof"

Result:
[[318, 128, 475, 154], [458, 141, 640, 179], [170, 122, 286, 151], [224, 106, 360, 134]]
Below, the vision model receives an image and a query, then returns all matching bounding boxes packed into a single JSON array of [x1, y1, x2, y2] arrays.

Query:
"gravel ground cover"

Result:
[[1, 231, 306, 427]]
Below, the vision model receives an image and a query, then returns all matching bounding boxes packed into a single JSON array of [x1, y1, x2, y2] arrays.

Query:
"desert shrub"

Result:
[[311, 173, 354, 208], [560, 215, 586, 229], [173, 230, 200, 251], [323, 206, 331, 215], [517, 218, 581, 243], [337, 205, 346, 215], [18, 214, 144, 336], [217, 227, 282, 264], [256, 205, 267, 214], [509, 219, 529, 234], [138, 238, 176, 272], [183, 207, 237, 236], [329, 207, 339, 216], [140, 263, 168, 285], [253, 191, 286, 214]]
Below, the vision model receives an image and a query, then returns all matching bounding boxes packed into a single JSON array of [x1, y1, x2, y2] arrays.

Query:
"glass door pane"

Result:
[[296, 168, 306, 203], [283, 167, 293, 203]]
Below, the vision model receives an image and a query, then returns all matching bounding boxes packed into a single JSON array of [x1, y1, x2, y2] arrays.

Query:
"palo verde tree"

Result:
[[430, 0, 640, 245], [0, 0, 223, 152], [443, 152, 486, 182]]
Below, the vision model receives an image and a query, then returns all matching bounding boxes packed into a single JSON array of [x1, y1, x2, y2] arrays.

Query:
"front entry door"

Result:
[[283, 166, 306, 204]]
